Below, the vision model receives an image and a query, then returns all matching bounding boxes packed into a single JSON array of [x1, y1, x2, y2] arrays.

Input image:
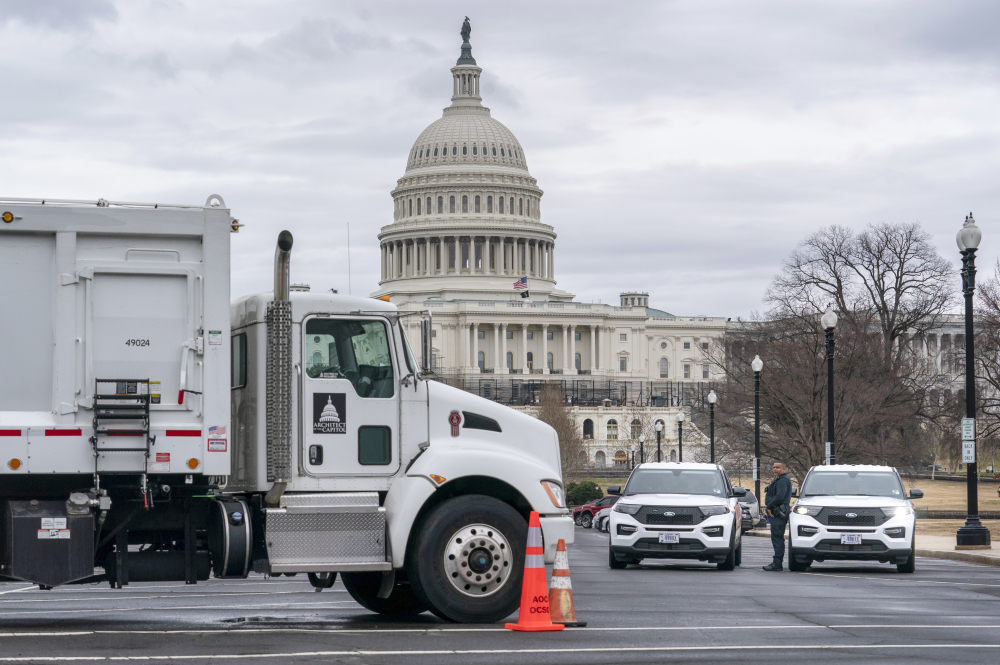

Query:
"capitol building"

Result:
[[371, 22, 721, 468]]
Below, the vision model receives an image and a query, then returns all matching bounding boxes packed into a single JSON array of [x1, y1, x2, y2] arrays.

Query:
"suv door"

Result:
[[301, 316, 400, 477]]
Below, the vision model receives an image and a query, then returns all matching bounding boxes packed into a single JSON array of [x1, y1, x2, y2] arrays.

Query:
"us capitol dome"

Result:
[[373, 20, 570, 303]]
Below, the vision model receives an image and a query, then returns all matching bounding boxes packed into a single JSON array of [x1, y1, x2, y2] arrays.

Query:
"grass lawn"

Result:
[[915, 519, 1000, 538]]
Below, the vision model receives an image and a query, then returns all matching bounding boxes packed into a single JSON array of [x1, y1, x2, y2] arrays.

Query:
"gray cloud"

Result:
[[0, 0, 116, 30]]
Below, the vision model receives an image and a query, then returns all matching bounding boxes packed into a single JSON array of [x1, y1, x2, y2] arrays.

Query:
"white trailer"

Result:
[[0, 196, 572, 623]]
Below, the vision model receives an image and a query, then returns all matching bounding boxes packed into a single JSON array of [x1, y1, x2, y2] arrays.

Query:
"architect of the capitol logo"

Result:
[[319, 397, 341, 424], [313, 394, 347, 434]]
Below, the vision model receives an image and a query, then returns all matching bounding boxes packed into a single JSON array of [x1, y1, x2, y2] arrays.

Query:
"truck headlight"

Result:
[[613, 502, 642, 515], [540, 481, 565, 508], [794, 505, 822, 516], [881, 506, 912, 518]]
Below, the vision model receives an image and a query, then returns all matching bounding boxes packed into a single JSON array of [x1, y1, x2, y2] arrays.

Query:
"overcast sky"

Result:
[[1, 1, 997, 316]]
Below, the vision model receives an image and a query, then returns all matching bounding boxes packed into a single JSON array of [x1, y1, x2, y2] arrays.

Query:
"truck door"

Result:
[[301, 316, 399, 477]]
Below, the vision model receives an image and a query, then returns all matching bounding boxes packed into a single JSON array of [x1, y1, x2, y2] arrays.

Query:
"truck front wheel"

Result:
[[341, 572, 427, 616], [407, 495, 526, 623]]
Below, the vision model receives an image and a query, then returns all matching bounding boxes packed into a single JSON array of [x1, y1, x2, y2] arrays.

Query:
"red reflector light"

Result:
[[178, 390, 185, 405], [166, 430, 201, 437], [0, 430, 21, 436], [45, 429, 83, 436]]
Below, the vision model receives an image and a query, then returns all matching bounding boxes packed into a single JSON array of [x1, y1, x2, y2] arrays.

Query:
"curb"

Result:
[[745, 530, 783, 538], [916, 549, 1000, 568]]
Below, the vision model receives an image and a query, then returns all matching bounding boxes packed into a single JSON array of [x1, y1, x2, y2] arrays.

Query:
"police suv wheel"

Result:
[[407, 495, 526, 623]]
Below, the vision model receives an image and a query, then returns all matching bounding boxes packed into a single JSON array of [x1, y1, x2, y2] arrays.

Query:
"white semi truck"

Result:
[[0, 196, 573, 623]]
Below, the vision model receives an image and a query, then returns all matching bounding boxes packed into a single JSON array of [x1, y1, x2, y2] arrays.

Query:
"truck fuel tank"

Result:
[[1, 500, 95, 588]]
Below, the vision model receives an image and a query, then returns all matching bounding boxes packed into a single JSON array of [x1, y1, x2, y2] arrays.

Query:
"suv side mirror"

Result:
[[909, 489, 923, 500], [732, 487, 747, 497], [607, 485, 622, 496], [791, 487, 798, 497]]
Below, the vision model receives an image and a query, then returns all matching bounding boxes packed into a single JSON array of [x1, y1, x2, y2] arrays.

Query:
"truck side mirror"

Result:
[[420, 314, 433, 373], [909, 489, 923, 499], [791, 487, 798, 497], [606, 485, 622, 496]]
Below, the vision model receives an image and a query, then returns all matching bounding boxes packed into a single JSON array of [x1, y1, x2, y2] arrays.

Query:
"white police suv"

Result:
[[608, 462, 745, 570], [788, 464, 922, 573]]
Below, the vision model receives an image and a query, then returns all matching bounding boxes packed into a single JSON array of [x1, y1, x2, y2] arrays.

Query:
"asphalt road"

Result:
[[2, 528, 1000, 663]]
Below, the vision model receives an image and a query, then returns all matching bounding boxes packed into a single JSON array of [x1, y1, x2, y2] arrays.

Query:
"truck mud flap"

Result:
[[1, 500, 95, 588], [264, 492, 390, 573]]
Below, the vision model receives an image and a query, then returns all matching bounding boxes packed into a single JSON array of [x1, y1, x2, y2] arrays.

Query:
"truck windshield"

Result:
[[800, 471, 904, 498], [624, 468, 727, 496]]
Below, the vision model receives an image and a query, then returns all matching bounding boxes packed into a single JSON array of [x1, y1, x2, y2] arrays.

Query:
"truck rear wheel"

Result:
[[407, 495, 525, 624], [341, 572, 427, 616]]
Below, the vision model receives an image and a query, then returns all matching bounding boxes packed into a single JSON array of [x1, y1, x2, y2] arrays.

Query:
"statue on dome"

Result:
[[461, 17, 471, 43]]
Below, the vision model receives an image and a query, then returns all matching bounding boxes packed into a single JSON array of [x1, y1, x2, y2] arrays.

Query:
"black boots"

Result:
[[762, 563, 783, 571]]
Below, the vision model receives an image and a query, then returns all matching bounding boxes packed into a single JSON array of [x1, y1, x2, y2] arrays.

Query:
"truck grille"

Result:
[[814, 539, 888, 553], [635, 506, 704, 525], [633, 538, 706, 552], [815, 507, 887, 527]]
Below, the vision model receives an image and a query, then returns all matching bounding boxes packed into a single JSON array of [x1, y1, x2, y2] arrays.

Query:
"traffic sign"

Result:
[[825, 441, 832, 464], [962, 418, 975, 441], [962, 440, 976, 464]]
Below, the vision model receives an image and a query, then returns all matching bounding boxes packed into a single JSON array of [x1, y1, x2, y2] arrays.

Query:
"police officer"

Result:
[[762, 461, 792, 571]]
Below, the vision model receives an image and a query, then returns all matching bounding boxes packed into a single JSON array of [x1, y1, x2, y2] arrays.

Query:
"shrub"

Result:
[[566, 480, 603, 506]]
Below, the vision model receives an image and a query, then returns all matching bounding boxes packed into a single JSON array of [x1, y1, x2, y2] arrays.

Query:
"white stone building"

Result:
[[370, 25, 721, 466]]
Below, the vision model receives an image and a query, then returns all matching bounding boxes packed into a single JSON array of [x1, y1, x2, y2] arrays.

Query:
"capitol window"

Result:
[[437, 196, 443, 213], [462, 243, 469, 269], [547, 352, 553, 370], [449, 243, 455, 269], [433, 148, 437, 156], [419, 149, 423, 158], [506, 331, 513, 339], [416, 198, 421, 215], [498, 196, 504, 214], [684, 364, 691, 379], [519, 198, 523, 215], [452, 146, 457, 155], [575, 332, 581, 340], [509, 197, 514, 214], [683, 342, 691, 349], [527, 332, 533, 340], [462, 195, 468, 213], [487, 196, 493, 213], [575, 353, 581, 370], [430, 330, 436, 338], [660, 341, 667, 349], [475, 195, 481, 213], [506, 351, 513, 369], [702, 364, 710, 379], [607, 419, 618, 440], [408, 199, 413, 216], [620, 333, 627, 342], [501, 147, 505, 157], [527, 351, 533, 370], [659, 357, 669, 378], [702, 342, 709, 350], [477, 330, 484, 339], [620, 357, 627, 372], [478, 351, 485, 370], [425, 197, 431, 214], [463, 145, 467, 155], [473, 145, 478, 155], [546, 331, 553, 340], [450, 195, 456, 213], [492, 146, 497, 156]]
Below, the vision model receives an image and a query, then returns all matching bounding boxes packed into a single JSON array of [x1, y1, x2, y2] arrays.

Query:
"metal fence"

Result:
[[432, 374, 718, 408]]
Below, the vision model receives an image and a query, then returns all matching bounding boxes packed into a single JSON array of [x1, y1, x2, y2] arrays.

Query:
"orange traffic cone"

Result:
[[549, 538, 586, 627], [504, 511, 565, 632]]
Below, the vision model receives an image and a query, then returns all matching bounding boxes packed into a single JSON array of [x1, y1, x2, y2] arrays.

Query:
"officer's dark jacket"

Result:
[[764, 474, 792, 512]]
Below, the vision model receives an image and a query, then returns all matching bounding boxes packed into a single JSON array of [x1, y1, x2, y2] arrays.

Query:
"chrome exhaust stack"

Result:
[[265, 231, 294, 507]]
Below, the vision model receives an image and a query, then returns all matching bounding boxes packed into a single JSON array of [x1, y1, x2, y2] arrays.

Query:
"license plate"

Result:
[[658, 533, 680, 544], [841, 534, 862, 545]]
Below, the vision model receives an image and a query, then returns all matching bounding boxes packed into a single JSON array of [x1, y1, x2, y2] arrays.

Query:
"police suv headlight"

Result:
[[702, 525, 724, 537], [881, 506, 912, 518], [614, 502, 642, 515], [541, 481, 565, 508], [794, 505, 822, 516], [699, 506, 729, 517], [617, 524, 638, 535]]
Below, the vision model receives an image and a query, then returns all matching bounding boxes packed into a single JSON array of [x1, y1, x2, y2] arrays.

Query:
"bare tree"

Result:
[[975, 261, 1000, 440], [535, 384, 587, 479]]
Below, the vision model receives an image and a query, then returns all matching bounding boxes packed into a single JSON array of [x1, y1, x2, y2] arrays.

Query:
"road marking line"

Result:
[[0, 586, 33, 596], [0, 591, 340, 605], [2, 644, 1000, 660], [0, 602, 358, 617], [801, 572, 1000, 588], [3, 625, 1000, 638]]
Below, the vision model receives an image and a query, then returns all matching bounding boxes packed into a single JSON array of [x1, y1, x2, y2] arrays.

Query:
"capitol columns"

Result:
[[561, 324, 569, 373], [471, 322, 479, 372], [590, 324, 597, 372], [493, 323, 501, 372], [541, 323, 549, 374], [500, 323, 508, 374], [521, 324, 529, 374], [568, 324, 576, 375]]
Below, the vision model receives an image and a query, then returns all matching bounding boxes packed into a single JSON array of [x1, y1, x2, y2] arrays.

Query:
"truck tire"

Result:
[[407, 495, 525, 624], [341, 572, 427, 616]]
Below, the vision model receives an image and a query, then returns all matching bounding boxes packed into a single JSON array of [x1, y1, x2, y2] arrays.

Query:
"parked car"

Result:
[[574, 494, 620, 529], [609, 463, 745, 570], [594, 505, 613, 532], [788, 464, 921, 573], [734, 487, 764, 530]]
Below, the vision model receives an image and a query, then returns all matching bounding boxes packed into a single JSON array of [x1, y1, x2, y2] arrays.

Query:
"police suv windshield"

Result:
[[624, 468, 727, 497], [800, 470, 904, 498]]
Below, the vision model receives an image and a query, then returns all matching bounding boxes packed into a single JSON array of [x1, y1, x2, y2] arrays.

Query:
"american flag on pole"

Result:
[[513, 277, 528, 291]]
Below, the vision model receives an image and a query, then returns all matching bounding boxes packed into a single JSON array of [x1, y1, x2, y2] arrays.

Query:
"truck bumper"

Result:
[[539, 516, 574, 563]]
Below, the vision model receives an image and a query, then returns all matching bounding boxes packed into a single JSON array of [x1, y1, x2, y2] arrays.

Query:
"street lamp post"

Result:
[[821, 305, 838, 465], [751, 354, 763, 502], [655, 421, 663, 463], [956, 213, 990, 548], [707, 390, 717, 463], [638, 435, 645, 466], [630, 444, 636, 469], [677, 411, 684, 463]]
